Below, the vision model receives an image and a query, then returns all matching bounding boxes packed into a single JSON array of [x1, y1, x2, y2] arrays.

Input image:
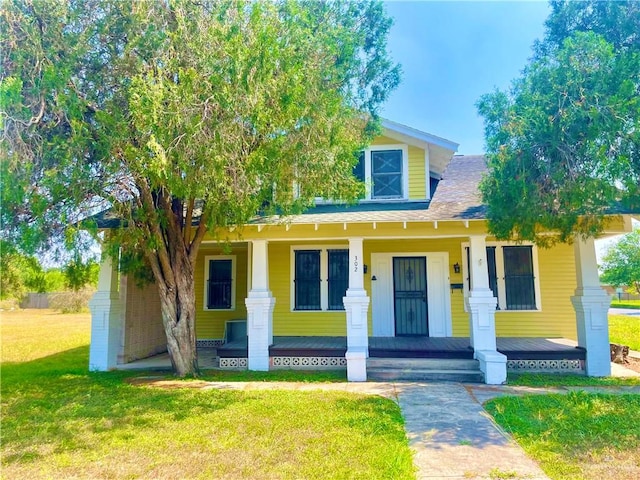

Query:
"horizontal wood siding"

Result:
[[407, 145, 426, 200], [495, 243, 577, 339], [270, 242, 348, 336], [195, 246, 248, 339]]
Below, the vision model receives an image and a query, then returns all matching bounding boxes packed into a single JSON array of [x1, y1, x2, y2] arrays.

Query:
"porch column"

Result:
[[343, 237, 370, 382], [467, 235, 506, 384], [89, 252, 124, 371], [571, 237, 611, 376], [245, 239, 275, 371]]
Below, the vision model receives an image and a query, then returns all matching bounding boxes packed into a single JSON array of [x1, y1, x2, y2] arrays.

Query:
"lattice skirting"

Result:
[[219, 357, 248, 369], [196, 339, 224, 348], [507, 359, 584, 372], [272, 356, 347, 368]]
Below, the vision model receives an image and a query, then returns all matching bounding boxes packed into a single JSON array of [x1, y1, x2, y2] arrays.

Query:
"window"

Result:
[[464, 244, 540, 311], [294, 250, 321, 310], [328, 249, 349, 310], [292, 247, 349, 311], [204, 256, 236, 310], [351, 145, 409, 201], [371, 149, 403, 198], [503, 246, 536, 310]]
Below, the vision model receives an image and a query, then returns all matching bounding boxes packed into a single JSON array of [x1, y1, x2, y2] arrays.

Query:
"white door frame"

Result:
[[371, 252, 452, 337]]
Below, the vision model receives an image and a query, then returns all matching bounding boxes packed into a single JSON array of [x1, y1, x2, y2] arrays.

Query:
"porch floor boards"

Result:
[[217, 336, 585, 361]]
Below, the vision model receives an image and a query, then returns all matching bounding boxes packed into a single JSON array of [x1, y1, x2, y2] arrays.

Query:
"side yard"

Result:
[[0, 310, 414, 479]]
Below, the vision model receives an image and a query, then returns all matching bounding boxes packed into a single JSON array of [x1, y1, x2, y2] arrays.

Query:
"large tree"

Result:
[[600, 229, 640, 296], [1, 0, 400, 375], [477, 0, 640, 246]]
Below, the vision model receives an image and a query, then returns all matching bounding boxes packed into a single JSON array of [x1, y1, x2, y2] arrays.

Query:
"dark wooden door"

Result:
[[393, 257, 428, 336]]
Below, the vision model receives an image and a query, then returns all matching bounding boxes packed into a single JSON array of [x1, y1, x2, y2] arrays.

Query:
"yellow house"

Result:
[[89, 119, 635, 384]]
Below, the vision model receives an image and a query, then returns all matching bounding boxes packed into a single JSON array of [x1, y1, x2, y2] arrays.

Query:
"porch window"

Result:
[[294, 250, 321, 310], [292, 246, 350, 311], [371, 149, 403, 199], [464, 244, 539, 311], [327, 249, 349, 310], [205, 256, 236, 310], [503, 246, 536, 310]]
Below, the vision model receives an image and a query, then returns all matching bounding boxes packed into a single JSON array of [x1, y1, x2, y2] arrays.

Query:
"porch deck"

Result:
[[217, 336, 585, 361]]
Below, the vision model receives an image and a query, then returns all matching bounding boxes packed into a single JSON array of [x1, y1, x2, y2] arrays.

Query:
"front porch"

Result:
[[120, 336, 585, 376]]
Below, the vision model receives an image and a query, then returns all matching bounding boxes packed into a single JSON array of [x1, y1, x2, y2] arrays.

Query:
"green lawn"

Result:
[[486, 392, 640, 479], [1, 310, 414, 479], [610, 299, 640, 309], [609, 314, 640, 351]]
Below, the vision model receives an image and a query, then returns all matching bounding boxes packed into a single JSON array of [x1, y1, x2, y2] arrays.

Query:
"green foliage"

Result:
[[63, 258, 99, 291], [477, 1, 640, 246], [600, 229, 640, 294], [0, 0, 400, 374], [0, 241, 63, 297]]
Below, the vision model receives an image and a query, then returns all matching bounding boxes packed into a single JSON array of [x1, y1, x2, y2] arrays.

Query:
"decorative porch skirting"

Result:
[[219, 356, 347, 369], [507, 359, 584, 373]]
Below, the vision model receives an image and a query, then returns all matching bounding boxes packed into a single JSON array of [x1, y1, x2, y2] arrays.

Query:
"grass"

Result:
[[1, 310, 415, 479], [508, 372, 640, 387], [609, 314, 640, 351], [610, 299, 640, 309], [485, 392, 640, 479]]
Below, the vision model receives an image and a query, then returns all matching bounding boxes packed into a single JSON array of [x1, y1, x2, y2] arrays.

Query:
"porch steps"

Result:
[[366, 358, 483, 383]]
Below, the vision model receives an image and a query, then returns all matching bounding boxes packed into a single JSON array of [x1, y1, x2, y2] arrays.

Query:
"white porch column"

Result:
[[571, 237, 611, 376], [343, 237, 370, 382], [89, 253, 124, 371], [245, 239, 275, 371], [467, 235, 506, 384]]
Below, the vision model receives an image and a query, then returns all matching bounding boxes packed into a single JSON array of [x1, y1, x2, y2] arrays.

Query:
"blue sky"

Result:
[[381, 1, 551, 154]]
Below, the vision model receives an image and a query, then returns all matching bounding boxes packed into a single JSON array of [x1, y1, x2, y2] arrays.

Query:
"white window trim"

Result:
[[315, 144, 410, 204], [365, 144, 409, 201], [461, 242, 542, 312], [290, 245, 348, 312], [203, 255, 236, 311]]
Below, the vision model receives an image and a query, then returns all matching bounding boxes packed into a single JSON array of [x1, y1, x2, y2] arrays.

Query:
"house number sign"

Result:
[[353, 255, 359, 273]]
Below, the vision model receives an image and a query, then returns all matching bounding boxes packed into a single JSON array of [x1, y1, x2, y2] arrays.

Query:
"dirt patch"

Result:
[[126, 376, 212, 389]]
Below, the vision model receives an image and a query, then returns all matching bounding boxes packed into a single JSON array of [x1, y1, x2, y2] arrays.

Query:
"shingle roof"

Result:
[[273, 155, 488, 225]]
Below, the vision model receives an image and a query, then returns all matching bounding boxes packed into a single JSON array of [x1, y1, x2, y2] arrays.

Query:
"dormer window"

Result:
[[354, 145, 409, 201]]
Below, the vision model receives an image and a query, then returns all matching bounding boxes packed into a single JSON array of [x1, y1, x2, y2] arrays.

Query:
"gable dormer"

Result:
[[354, 119, 458, 202]]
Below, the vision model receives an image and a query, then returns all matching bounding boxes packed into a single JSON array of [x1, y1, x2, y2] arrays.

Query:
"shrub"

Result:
[[49, 288, 96, 313]]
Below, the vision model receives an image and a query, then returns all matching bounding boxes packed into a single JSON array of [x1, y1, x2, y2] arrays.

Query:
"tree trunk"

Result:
[[156, 248, 199, 377], [610, 343, 629, 364]]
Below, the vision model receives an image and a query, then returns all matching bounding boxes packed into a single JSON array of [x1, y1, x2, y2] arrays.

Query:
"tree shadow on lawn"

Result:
[[1, 347, 248, 463]]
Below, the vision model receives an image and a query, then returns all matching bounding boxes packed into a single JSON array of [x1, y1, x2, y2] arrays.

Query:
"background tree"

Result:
[[477, 0, 640, 246], [600, 229, 640, 296], [1, 0, 400, 376]]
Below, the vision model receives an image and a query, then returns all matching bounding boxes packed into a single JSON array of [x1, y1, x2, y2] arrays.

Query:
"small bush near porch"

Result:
[[1, 310, 414, 479]]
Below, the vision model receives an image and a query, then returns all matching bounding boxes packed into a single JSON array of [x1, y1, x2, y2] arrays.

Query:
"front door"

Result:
[[393, 256, 428, 336]]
